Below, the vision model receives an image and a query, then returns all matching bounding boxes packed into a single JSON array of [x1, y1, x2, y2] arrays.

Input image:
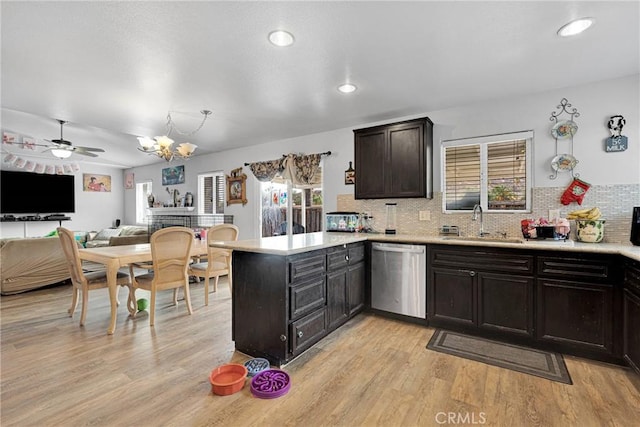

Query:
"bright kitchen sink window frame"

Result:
[[441, 130, 533, 213]]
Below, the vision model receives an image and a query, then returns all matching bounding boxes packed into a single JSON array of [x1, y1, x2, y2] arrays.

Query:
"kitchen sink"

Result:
[[441, 236, 524, 244]]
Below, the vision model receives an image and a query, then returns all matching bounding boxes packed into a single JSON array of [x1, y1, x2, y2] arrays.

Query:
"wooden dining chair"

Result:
[[57, 227, 132, 327], [129, 226, 194, 326], [189, 224, 239, 305]]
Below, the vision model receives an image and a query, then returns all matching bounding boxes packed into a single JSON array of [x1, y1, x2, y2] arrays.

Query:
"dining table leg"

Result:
[[106, 259, 121, 335]]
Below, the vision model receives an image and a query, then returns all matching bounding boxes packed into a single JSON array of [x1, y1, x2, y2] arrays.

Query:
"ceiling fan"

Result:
[[42, 119, 105, 158]]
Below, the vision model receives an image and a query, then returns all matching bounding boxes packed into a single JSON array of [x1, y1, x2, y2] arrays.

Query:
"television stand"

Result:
[[1, 216, 71, 237]]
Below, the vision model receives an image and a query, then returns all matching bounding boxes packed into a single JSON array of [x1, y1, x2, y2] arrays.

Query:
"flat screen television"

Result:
[[1, 170, 76, 214]]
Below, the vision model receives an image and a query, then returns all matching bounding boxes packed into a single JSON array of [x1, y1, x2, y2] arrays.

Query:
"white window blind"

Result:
[[442, 131, 532, 212], [198, 172, 225, 214], [135, 181, 152, 224]]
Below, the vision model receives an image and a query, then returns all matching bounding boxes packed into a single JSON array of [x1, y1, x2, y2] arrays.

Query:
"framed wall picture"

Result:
[[124, 172, 134, 189], [83, 173, 111, 192], [226, 169, 247, 206], [162, 165, 185, 185], [344, 161, 355, 185]]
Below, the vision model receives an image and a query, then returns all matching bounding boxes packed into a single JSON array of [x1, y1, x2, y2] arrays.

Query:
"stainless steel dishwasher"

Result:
[[370, 242, 426, 319]]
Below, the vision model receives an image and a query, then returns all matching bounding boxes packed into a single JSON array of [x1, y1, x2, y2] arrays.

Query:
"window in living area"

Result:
[[135, 181, 152, 224], [198, 172, 225, 214], [259, 168, 323, 237], [442, 131, 532, 213]]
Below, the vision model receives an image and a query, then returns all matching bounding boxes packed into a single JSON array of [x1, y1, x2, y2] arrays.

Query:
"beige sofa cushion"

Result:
[[1, 237, 70, 295], [84, 226, 147, 248]]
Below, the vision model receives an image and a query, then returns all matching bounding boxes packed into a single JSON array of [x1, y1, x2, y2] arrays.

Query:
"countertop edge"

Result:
[[210, 232, 640, 261]]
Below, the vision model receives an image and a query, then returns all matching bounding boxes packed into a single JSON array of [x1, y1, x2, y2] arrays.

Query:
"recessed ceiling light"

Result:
[[338, 83, 357, 94], [268, 30, 294, 47], [557, 17, 594, 37]]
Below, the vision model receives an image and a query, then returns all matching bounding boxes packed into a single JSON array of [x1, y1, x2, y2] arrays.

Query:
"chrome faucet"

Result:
[[472, 204, 489, 237]]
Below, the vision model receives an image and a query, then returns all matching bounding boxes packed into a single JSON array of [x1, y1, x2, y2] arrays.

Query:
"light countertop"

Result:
[[210, 232, 640, 262]]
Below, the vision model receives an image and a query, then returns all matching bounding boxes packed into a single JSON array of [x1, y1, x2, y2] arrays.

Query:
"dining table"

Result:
[[78, 240, 209, 334]]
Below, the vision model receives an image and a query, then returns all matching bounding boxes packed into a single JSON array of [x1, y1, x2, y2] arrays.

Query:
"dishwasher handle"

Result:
[[371, 243, 425, 254]]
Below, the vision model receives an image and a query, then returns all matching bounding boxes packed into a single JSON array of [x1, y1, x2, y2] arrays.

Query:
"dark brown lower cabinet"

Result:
[[427, 245, 628, 365], [478, 272, 533, 337], [428, 245, 534, 338], [535, 253, 619, 360], [232, 242, 366, 366], [326, 243, 366, 331], [623, 289, 640, 373], [348, 262, 366, 316], [430, 267, 475, 327], [290, 308, 327, 355], [327, 269, 348, 331], [536, 278, 614, 356], [624, 260, 640, 373]]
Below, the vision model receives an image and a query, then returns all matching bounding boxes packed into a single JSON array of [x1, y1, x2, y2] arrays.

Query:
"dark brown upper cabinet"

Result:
[[354, 117, 433, 199]]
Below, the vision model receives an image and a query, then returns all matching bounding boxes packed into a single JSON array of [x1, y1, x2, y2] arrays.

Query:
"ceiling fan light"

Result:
[[51, 148, 72, 159]]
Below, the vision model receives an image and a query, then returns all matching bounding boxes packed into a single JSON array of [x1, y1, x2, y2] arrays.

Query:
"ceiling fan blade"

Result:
[[73, 150, 98, 157], [75, 146, 105, 152]]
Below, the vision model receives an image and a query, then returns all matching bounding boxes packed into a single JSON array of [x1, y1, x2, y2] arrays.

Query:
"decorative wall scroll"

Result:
[[226, 167, 247, 206], [344, 161, 355, 185]]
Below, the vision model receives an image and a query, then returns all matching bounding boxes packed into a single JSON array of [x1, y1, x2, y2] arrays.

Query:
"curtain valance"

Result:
[[247, 158, 284, 182], [245, 151, 330, 184]]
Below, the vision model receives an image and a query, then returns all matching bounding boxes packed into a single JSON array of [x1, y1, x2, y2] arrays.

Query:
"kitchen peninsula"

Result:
[[212, 232, 640, 370]]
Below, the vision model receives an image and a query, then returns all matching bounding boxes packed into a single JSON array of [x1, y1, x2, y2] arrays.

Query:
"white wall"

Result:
[[125, 74, 639, 240], [3, 74, 636, 240], [0, 161, 124, 238]]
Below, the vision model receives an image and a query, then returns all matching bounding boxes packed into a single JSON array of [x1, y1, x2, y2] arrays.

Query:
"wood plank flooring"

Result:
[[2, 279, 639, 427]]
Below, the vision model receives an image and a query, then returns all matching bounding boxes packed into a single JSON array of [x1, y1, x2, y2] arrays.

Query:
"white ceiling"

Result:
[[2, 1, 639, 168]]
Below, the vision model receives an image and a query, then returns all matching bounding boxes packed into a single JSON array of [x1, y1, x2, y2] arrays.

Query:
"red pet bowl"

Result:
[[209, 363, 248, 396]]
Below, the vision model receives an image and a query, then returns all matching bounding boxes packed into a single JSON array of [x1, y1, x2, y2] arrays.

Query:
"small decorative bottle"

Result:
[[147, 193, 155, 208]]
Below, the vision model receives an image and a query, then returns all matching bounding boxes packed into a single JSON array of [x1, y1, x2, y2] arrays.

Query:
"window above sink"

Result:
[[442, 130, 533, 214]]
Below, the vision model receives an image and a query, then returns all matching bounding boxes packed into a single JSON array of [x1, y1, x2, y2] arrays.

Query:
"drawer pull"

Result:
[[297, 331, 304, 338], [469, 271, 476, 277], [345, 255, 349, 261]]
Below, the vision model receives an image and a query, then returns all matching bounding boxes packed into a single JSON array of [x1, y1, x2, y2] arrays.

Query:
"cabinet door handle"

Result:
[[345, 255, 349, 261], [280, 334, 287, 341], [297, 331, 304, 338], [469, 271, 476, 277]]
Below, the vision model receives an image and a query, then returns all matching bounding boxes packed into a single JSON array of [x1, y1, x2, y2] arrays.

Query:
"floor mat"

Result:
[[426, 329, 572, 384]]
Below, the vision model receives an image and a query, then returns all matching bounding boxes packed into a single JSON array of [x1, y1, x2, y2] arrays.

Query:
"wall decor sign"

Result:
[[162, 165, 185, 185], [83, 173, 111, 192], [605, 115, 628, 152]]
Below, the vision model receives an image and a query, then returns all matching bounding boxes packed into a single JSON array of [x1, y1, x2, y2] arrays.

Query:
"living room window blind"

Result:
[[198, 172, 225, 214], [442, 131, 532, 213]]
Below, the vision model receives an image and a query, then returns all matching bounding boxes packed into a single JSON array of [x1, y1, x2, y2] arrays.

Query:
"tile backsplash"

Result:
[[337, 184, 639, 244]]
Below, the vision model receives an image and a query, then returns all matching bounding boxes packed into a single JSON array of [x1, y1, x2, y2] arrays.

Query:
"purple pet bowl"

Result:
[[250, 369, 291, 399]]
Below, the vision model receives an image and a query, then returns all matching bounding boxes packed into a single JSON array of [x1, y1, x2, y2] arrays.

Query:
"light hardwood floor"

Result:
[[2, 279, 639, 427]]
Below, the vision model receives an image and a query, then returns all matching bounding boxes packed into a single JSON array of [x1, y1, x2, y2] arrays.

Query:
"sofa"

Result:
[[1, 226, 149, 295], [85, 225, 149, 248], [0, 237, 70, 295]]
